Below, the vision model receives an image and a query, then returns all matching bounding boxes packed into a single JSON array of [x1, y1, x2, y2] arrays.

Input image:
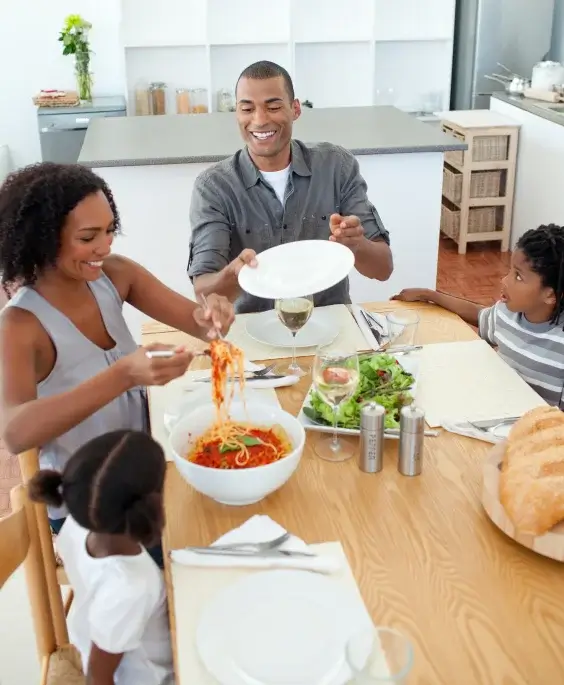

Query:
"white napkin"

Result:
[[440, 420, 502, 444], [351, 305, 388, 351], [171, 515, 342, 574]]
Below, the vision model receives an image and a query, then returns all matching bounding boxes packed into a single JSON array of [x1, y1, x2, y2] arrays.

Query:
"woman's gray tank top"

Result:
[[7, 272, 148, 519]]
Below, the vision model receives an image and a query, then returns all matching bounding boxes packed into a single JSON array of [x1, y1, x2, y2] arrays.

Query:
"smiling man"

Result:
[[188, 60, 393, 313]]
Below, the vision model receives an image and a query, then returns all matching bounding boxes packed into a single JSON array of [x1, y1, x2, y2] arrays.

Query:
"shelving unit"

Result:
[[438, 111, 520, 255], [120, 0, 456, 115]]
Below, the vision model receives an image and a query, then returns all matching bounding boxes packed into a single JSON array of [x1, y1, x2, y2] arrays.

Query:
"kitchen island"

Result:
[[79, 106, 464, 341], [490, 93, 564, 248]]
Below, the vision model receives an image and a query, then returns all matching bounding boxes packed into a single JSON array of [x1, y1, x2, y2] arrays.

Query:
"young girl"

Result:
[[394, 223, 564, 407], [29, 430, 173, 685]]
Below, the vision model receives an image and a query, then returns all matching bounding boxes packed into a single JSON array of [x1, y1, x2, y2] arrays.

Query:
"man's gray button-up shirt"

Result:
[[188, 139, 390, 314]]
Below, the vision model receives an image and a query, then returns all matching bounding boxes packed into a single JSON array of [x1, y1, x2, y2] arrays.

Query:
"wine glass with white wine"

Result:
[[275, 295, 314, 376], [312, 345, 360, 461]]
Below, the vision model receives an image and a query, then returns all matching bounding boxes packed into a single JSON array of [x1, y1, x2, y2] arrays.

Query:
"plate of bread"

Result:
[[482, 405, 564, 562]]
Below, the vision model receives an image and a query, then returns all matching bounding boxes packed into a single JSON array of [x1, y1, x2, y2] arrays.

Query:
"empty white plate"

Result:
[[238, 240, 355, 300], [196, 570, 371, 685], [245, 308, 339, 348]]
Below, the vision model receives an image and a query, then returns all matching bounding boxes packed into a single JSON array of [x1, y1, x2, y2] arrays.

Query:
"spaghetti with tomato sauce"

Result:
[[186, 339, 292, 469]]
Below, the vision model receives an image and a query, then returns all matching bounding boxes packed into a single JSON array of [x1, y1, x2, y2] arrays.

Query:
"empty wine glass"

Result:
[[312, 345, 359, 462], [385, 310, 420, 347], [275, 295, 314, 376], [346, 627, 414, 683]]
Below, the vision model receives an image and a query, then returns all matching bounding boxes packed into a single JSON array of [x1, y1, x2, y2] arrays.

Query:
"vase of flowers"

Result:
[[59, 14, 93, 103]]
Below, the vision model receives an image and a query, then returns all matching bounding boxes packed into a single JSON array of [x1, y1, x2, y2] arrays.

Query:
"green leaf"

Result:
[[219, 435, 263, 453]]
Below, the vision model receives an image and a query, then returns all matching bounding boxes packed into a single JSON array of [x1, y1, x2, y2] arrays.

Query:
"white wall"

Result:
[[0, 0, 125, 169], [552, 0, 564, 62]]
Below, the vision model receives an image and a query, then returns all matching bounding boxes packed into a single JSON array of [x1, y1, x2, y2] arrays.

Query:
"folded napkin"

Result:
[[351, 305, 389, 351], [441, 420, 502, 444], [171, 515, 342, 574]]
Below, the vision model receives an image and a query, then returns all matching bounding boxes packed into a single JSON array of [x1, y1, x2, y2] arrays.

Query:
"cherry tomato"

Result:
[[322, 367, 350, 384]]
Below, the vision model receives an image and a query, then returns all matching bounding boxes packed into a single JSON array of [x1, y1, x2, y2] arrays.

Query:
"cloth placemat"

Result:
[[170, 541, 368, 684], [415, 339, 547, 428], [148, 372, 280, 462], [224, 304, 370, 361]]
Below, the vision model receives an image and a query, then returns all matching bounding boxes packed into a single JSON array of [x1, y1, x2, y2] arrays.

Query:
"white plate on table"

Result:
[[245, 308, 339, 349], [298, 352, 420, 436], [238, 240, 355, 300], [196, 570, 371, 685]]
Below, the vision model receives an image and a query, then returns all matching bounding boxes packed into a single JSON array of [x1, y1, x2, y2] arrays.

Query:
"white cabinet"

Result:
[[121, 0, 455, 115]]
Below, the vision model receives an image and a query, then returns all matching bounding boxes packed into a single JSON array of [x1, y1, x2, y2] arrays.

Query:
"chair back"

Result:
[[17, 449, 69, 646], [1, 486, 57, 661]]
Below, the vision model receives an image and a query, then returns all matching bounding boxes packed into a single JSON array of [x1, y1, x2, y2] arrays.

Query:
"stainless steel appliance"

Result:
[[38, 96, 126, 164], [451, 0, 556, 110]]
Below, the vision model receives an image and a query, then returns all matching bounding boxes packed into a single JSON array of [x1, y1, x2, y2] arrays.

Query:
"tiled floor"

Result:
[[0, 237, 510, 517]]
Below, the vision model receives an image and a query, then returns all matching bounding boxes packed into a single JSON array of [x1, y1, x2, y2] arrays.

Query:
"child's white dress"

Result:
[[56, 516, 174, 685]]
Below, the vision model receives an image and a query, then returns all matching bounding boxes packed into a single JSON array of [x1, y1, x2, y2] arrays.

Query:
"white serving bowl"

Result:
[[169, 401, 306, 506]]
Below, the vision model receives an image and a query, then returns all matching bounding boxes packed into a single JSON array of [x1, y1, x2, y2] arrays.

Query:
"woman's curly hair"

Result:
[[0, 162, 121, 292]]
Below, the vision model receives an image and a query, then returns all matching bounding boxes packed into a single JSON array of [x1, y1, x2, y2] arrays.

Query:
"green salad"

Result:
[[303, 353, 415, 430]]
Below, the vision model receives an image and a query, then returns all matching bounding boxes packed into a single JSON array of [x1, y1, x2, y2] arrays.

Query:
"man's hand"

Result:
[[329, 214, 365, 253], [227, 248, 258, 278], [194, 249, 257, 303]]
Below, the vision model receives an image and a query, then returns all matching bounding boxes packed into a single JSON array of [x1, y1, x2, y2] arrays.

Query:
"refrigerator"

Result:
[[451, 0, 556, 110]]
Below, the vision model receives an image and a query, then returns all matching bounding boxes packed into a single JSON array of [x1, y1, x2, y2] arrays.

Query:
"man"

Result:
[[188, 60, 393, 313]]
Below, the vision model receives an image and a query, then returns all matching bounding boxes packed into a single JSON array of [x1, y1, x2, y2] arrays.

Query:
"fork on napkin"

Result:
[[440, 420, 503, 444], [170, 515, 342, 574], [351, 305, 388, 351]]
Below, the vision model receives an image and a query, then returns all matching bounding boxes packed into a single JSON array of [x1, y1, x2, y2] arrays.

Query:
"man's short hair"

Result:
[[236, 60, 295, 101]]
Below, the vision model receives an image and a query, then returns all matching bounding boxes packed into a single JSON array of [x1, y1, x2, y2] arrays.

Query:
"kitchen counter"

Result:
[[78, 105, 465, 168], [490, 93, 564, 251], [492, 92, 564, 128]]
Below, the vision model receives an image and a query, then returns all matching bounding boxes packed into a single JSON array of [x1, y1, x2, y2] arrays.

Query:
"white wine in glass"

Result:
[[312, 346, 360, 461], [275, 296, 314, 376]]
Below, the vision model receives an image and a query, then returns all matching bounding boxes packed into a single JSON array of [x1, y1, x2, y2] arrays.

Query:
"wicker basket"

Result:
[[443, 128, 509, 166], [441, 198, 497, 242], [442, 165, 502, 204]]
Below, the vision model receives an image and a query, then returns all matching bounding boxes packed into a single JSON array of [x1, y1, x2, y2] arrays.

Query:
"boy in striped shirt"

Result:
[[393, 224, 564, 407]]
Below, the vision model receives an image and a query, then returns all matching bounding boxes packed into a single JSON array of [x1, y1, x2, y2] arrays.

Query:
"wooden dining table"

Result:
[[142, 301, 564, 685]]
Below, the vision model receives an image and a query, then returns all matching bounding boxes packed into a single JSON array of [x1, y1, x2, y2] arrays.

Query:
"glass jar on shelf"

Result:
[[176, 88, 191, 114], [134, 81, 151, 116], [217, 88, 235, 112], [149, 82, 167, 115], [189, 88, 208, 113]]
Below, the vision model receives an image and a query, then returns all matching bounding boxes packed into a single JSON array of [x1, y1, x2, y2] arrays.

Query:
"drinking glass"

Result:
[[346, 627, 414, 683], [385, 310, 420, 347], [275, 295, 314, 376], [312, 345, 359, 462]]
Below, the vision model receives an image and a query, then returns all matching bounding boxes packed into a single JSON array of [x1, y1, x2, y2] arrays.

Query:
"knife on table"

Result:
[[360, 310, 382, 345], [194, 374, 286, 383], [178, 546, 317, 558]]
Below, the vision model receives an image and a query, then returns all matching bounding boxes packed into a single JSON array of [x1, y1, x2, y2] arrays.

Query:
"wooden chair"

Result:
[[17, 449, 71, 647], [0, 485, 84, 684]]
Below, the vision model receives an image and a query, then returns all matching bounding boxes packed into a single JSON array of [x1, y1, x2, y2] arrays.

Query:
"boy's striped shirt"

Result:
[[478, 302, 564, 407]]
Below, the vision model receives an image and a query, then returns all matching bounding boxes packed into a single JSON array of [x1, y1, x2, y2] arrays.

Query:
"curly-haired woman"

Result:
[[0, 162, 234, 549]]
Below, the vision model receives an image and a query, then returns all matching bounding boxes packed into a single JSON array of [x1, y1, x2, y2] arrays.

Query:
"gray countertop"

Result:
[[492, 92, 564, 127], [78, 105, 466, 168]]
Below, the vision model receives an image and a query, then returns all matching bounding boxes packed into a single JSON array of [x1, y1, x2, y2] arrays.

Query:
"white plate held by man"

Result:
[[238, 240, 355, 300]]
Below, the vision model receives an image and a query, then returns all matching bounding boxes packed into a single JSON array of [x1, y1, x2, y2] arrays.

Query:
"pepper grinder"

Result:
[[398, 404, 425, 476], [358, 402, 385, 473]]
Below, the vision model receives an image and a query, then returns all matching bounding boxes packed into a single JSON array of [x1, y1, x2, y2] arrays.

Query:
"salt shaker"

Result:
[[398, 405, 425, 476], [358, 402, 385, 473]]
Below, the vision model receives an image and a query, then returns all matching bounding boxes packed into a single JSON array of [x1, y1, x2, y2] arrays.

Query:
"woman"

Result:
[[0, 162, 234, 538]]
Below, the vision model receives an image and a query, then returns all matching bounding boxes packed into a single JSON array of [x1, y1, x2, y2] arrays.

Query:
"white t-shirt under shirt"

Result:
[[260, 165, 290, 205], [56, 516, 174, 685]]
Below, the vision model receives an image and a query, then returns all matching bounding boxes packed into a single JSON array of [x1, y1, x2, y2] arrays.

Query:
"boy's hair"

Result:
[[517, 224, 564, 324], [236, 60, 295, 101], [29, 430, 166, 546], [0, 162, 121, 293]]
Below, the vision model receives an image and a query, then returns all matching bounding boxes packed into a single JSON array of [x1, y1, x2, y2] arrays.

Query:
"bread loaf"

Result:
[[500, 406, 564, 535]]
